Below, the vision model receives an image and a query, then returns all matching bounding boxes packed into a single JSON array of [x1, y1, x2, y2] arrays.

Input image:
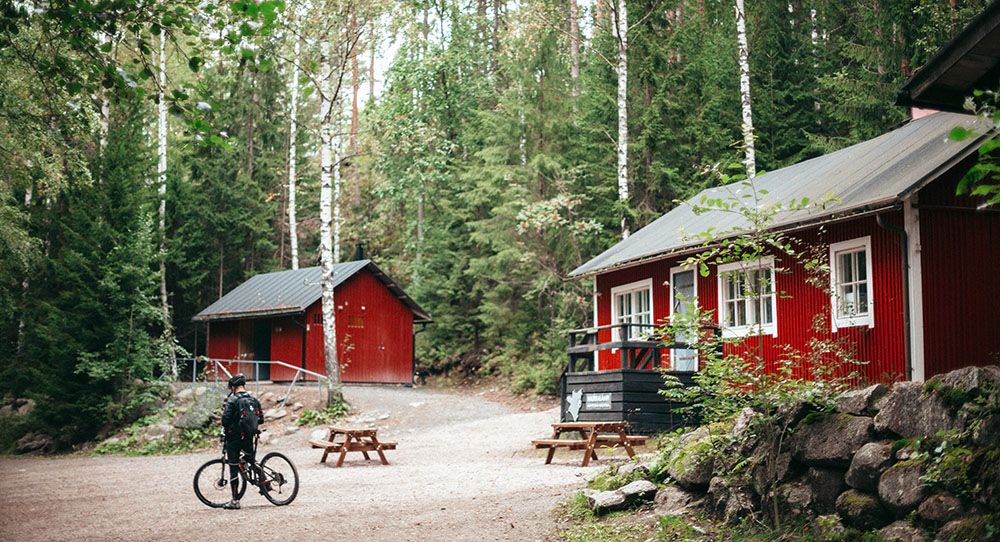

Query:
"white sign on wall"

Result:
[[585, 392, 612, 410]]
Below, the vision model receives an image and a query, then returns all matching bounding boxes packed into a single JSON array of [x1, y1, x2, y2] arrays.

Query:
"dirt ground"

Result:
[[0, 385, 645, 542]]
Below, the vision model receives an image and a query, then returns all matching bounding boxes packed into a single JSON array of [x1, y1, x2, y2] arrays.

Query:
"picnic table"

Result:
[[531, 421, 646, 467], [309, 426, 397, 467]]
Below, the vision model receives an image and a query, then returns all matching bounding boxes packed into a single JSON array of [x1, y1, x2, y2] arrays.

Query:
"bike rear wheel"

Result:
[[259, 452, 299, 506], [193, 458, 247, 508]]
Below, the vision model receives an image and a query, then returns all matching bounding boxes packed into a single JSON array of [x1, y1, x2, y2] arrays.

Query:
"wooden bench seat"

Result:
[[311, 427, 397, 467], [531, 439, 588, 450], [309, 439, 398, 451], [532, 421, 641, 466]]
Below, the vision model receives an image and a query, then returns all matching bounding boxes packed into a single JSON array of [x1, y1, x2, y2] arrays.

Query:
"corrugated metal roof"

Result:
[[571, 112, 988, 277], [193, 260, 432, 322]]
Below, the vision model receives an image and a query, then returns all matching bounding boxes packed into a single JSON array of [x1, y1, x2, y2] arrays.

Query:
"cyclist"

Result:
[[220, 373, 264, 510]]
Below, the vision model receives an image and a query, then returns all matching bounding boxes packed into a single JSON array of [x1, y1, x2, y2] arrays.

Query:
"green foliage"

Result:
[[587, 463, 650, 492], [295, 398, 350, 427], [94, 411, 217, 456]]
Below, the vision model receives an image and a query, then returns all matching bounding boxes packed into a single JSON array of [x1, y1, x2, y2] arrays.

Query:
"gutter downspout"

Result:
[[877, 212, 912, 381]]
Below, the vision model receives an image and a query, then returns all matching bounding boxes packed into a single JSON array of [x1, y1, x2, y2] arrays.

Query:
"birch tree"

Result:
[[157, 31, 177, 376], [316, 7, 364, 403], [735, 0, 756, 178], [318, 38, 341, 401], [286, 9, 301, 270], [615, 0, 629, 238], [569, 0, 580, 97], [333, 110, 342, 264]]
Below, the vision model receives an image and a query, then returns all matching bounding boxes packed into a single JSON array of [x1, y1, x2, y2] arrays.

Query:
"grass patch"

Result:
[[296, 398, 350, 426], [561, 521, 650, 542]]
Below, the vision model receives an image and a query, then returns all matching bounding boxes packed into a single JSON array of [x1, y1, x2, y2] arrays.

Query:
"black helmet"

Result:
[[228, 373, 246, 389]]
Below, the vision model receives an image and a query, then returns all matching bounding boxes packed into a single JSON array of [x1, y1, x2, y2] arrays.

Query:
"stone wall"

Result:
[[591, 365, 1000, 541]]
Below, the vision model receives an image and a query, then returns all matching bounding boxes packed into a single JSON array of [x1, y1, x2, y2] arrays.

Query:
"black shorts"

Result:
[[225, 437, 255, 465]]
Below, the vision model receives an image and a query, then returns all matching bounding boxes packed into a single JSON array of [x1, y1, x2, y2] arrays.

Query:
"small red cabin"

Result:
[[193, 260, 431, 384], [571, 111, 999, 385]]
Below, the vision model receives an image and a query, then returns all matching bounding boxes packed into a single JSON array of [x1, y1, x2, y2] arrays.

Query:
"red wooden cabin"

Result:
[[193, 260, 431, 384], [571, 111, 999, 386]]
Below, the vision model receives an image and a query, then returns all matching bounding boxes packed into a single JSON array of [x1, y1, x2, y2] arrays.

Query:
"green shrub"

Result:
[[296, 398, 350, 426]]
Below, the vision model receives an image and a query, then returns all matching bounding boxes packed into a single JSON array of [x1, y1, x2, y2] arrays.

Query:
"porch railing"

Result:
[[179, 357, 330, 404], [565, 323, 722, 373]]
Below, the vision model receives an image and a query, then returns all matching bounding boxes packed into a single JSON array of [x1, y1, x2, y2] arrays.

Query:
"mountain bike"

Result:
[[193, 430, 299, 507]]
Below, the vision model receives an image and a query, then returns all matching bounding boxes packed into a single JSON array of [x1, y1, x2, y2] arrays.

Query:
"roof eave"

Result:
[[192, 306, 306, 322], [568, 200, 902, 279]]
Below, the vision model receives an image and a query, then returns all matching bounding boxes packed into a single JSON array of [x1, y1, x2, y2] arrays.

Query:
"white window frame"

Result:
[[829, 236, 875, 331], [610, 278, 654, 343], [716, 257, 778, 338], [669, 265, 699, 372]]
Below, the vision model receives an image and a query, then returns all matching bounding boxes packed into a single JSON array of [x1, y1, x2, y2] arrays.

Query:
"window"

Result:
[[347, 315, 365, 328], [829, 237, 874, 330], [670, 266, 699, 372], [717, 258, 777, 337], [610, 279, 653, 342]]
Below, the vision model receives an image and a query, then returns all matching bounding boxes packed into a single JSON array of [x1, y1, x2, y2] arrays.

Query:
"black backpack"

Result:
[[235, 393, 262, 437]]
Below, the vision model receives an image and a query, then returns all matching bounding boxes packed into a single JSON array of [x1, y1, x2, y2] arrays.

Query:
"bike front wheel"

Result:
[[193, 458, 247, 508], [259, 452, 299, 506]]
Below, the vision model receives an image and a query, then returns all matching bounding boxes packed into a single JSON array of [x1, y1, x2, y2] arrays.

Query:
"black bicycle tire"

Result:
[[259, 452, 299, 506], [193, 458, 247, 508]]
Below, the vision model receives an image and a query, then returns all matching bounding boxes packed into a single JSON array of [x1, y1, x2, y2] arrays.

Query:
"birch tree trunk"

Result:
[[569, 0, 580, 97], [97, 35, 110, 185], [735, 0, 756, 179], [318, 40, 342, 402], [333, 116, 342, 264], [616, 0, 630, 238], [369, 26, 376, 101], [287, 12, 301, 270], [158, 32, 177, 377], [17, 185, 32, 353]]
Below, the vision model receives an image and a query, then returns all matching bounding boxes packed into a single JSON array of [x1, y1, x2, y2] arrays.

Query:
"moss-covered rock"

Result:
[[879, 461, 930, 516], [791, 413, 874, 468], [835, 489, 889, 530]]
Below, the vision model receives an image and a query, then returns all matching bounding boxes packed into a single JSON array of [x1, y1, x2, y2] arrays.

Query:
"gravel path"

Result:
[[0, 386, 620, 542]]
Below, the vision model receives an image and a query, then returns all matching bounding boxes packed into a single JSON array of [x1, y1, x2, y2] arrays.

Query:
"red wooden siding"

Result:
[[302, 270, 414, 383], [206, 320, 241, 378], [270, 316, 304, 381], [595, 214, 908, 385], [918, 164, 1000, 377], [334, 270, 414, 383]]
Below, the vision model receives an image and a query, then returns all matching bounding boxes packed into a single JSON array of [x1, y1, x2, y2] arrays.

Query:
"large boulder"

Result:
[[776, 480, 817, 520], [874, 382, 957, 438], [837, 384, 889, 416], [835, 489, 888, 530], [805, 467, 846, 514], [654, 485, 697, 516], [586, 480, 656, 515], [706, 477, 756, 525], [791, 413, 874, 468], [878, 521, 928, 542], [666, 427, 715, 489], [916, 493, 964, 523], [586, 490, 627, 514], [878, 462, 930, 516], [934, 515, 991, 542], [143, 422, 174, 441], [618, 480, 657, 502], [846, 441, 895, 493], [931, 365, 1000, 397], [15, 432, 51, 454], [173, 386, 225, 430]]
